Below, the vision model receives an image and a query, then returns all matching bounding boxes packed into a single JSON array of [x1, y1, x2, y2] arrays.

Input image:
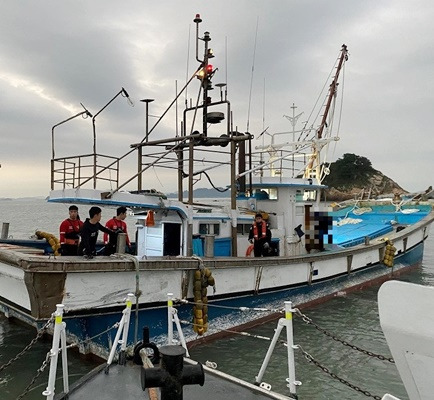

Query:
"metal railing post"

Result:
[[167, 293, 174, 345], [284, 301, 297, 397], [106, 293, 134, 370], [60, 321, 69, 394], [255, 320, 284, 384], [43, 304, 68, 400], [172, 308, 190, 357], [255, 300, 300, 398]]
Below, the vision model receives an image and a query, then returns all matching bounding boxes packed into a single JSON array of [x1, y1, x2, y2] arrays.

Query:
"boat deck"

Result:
[[330, 206, 431, 248], [0, 242, 44, 255], [55, 361, 290, 400]]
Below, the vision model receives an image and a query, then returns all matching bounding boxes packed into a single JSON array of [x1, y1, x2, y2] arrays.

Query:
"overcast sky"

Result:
[[1, 0, 433, 198]]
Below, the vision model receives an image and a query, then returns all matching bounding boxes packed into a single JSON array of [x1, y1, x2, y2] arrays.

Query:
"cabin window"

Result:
[[303, 190, 317, 202], [296, 190, 303, 202], [237, 223, 252, 235], [199, 223, 220, 236], [253, 187, 278, 200]]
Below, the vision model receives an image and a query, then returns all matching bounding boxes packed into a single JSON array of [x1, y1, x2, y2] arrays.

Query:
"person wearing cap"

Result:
[[248, 213, 272, 257], [59, 205, 84, 256]]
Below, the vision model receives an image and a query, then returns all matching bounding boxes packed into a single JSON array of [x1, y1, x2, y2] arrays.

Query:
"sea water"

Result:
[[189, 234, 434, 400], [0, 197, 433, 399]]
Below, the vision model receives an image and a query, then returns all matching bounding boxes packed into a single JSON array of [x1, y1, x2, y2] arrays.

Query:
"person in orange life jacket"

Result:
[[103, 206, 131, 255], [248, 213, 272, 257], [59, 205, 84, 256], [78, 206, 115, 258]]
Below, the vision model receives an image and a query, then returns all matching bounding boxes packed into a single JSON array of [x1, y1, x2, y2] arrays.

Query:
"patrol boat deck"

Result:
[[55, 359, 291, 400]]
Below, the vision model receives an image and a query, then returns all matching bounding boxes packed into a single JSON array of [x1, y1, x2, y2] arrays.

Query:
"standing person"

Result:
[[103, 206, 131, 255], [59, 205, 83, 256], [248, 213, 272, 257], [78, 206, 114, 258]]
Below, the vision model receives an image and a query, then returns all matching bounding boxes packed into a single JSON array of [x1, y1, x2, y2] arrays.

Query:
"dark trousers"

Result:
[[61, 244, 78, 256], [253, 241, 267, 257]]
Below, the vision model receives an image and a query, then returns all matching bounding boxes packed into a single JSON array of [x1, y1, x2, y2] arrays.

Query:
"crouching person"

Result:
[[78, 206, 114, 258]]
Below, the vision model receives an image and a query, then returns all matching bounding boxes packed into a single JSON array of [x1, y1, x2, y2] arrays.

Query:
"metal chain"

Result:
[[294, 308, 394, 363], [298, 345, 382, 400], [11, 319, 118, 399], [65, 321, 120, 350], [15, 351, 51, 400], [0, 315, 54, 374]]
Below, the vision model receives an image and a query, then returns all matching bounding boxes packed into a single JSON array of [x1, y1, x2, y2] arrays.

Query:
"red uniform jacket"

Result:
[[103, 217, 131, 246], [59, 219, 83, 245]]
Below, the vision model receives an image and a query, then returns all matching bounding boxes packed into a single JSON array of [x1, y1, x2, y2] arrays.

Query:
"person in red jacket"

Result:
[[103, 206, 131, 255], [59, 205, 84, 255]]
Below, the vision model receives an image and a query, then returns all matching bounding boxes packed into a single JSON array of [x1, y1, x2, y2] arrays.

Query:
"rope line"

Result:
[[175, 297, 283, 313]]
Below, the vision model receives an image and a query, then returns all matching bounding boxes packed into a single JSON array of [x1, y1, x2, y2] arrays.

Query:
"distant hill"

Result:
[[168, 154, 408, 201], [322, 153, 407, 201], [166, 187, 230, 199]]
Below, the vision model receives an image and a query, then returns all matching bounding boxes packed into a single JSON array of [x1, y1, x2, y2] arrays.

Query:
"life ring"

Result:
[[246, 244, 254, 257]]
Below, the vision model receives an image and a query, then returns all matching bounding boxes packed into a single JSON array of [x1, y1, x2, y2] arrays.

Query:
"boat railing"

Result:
[[51, 152, 120, 190], [250, 148, 309, 180]]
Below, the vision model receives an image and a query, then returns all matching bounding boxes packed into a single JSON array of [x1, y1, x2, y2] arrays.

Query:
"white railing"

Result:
[[167, 292, 190, 357], [106, 293, 134, 370], [43, 304, 69, 400], [255, 301, 301, 398]]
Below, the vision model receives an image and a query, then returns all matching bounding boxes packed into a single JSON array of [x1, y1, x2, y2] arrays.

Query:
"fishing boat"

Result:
[[0, 14, 432, 358]]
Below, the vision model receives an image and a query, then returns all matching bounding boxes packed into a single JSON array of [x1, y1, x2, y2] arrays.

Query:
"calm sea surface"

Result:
[[0, 197, 433, 399]]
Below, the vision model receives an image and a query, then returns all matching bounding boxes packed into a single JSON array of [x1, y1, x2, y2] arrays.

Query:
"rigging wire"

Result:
[[298, 51, 340, 143], [152, 166, 164, 188], [246, 16, 259, 133], [225, 35, 228, 98]]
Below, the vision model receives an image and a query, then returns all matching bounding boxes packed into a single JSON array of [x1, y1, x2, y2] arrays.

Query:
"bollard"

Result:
[[116, 233, 126, 254], [1, 222, 9, 239], [141, 345, 204, 400]]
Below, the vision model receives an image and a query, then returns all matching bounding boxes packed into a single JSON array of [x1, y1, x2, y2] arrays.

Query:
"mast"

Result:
[[317, 44, 348, 140], [304, 44, 348, 183]]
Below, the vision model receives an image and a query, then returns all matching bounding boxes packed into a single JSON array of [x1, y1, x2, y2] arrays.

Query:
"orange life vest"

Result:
[[252, 221, 267, 240]]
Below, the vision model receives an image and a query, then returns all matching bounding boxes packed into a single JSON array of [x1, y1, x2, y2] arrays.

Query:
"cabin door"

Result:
[[163, 223, 181, 256]]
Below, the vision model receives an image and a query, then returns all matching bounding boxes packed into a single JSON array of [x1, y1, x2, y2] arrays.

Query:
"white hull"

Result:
[[0, 214, 431, 321]]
